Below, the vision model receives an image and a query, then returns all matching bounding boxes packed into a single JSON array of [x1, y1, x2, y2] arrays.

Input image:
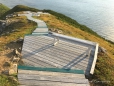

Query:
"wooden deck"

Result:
[[22, 33, 97, 75], [18, 11, 99, 86]]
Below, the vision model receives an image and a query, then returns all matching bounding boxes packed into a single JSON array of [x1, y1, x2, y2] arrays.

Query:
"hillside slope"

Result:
[[0, 5, 39, 19], [37, 14, 114, 86], [0, 4, 114, 86], [0, 3, 10, 18]]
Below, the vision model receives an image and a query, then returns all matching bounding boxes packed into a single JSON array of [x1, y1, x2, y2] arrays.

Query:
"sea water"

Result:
[[1, 0, 114, 42]]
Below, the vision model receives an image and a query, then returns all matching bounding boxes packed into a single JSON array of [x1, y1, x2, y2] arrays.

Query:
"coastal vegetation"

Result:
[[0, 4, 114, 86], [0, 14, 37, 86], [43, 10, 101, 38], [0, 5, 39, 19], [0, 74, 18, 86], [0, 3, 10, 18], [37, 14, 114, 86], [0, 16, 37, 51]]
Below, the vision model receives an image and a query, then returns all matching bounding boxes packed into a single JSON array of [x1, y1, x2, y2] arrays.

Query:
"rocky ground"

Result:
[[0, 38, 23, 74]]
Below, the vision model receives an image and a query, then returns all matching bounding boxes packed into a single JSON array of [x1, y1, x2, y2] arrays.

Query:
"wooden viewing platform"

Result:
[[18, 11, 99, 86]]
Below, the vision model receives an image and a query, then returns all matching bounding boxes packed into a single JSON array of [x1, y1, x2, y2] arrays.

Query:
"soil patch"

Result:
[[0, 41, 23, 73]]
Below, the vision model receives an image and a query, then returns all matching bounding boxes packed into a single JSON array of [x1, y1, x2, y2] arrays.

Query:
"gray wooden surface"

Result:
[[38, 22, 47, 28], [18, 69, 90, 86], [21, 34, 97, 75], [18, 69, 85, 78], [33, 28, 48, 33], [19, 80, 90, 86], [18, 11, 99, 86]]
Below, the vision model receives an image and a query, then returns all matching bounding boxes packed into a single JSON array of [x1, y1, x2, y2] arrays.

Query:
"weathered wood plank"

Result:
[[24, 35, 90, 50], [22, 59, 51, 68], [24, 35, 89, 50], [19, 79, 89, 86], [32, 32, 48, 35], [21, 25, 97, 76], [21, 45, 92, 71], [90, 43, 99, 74], [22, 38, 89, 59], [18, 69, 85, 78], [23, 57, 56, 68], [21, 42, 86, 56], [50, 32, 96, 46], [22, 49, 90, 69], [18, 74, 88, 83], [33, 29, 48, 33]]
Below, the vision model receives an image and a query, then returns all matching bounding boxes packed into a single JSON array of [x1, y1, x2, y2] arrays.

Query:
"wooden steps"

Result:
[[18, 11, 99, 86], [33, 28, 48, 33], [18, 66, 89, 86]]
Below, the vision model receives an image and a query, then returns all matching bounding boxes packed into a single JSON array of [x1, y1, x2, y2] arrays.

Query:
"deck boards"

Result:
[[38, 22, 47, 28], [19, 80, 90, 86], [33, 28, 48, 33], [18, 69, 85, 78], [18, 69, 89, 86], [21, 35, 96, 75], [18, 11, 99, 86]]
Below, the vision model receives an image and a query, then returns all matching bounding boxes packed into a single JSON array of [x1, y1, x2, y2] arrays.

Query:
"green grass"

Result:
[[1, 5, 39, 19], [0, 75, 18, 86], [43, 10, 102, 38], [92, 53, 114, 86], [0, 4, 10, 18]]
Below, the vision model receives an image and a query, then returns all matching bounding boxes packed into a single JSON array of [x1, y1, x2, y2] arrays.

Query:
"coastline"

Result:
[[1, 0, 114, 43], [0, 4, 114, 86]]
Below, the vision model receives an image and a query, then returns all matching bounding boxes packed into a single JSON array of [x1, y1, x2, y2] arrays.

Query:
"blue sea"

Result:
[[0, 0, 114, 42]]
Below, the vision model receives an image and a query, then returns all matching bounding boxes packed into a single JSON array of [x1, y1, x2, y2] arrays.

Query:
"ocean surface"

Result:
[[0, 0, 114, 42]]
